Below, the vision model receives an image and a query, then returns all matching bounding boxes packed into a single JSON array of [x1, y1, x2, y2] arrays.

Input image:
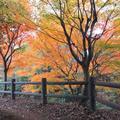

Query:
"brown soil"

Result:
[[0, 97, 120, 120]]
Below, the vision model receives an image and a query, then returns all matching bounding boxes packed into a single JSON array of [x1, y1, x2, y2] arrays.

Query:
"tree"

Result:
[[0, 0, 29, 91], [0, 23, 26, 91], [29, 35, 81, 94], [40, 0, 119, 100]]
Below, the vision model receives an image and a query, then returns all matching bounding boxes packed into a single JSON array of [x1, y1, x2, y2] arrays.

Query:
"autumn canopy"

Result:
[[0, 0, 119, 96]]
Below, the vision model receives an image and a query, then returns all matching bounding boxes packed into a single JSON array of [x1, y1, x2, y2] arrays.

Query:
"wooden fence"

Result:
[[0, 78, 120, 111]]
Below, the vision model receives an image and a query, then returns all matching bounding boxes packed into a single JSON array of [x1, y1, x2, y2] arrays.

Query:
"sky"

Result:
[[29, 0, 41, 23]]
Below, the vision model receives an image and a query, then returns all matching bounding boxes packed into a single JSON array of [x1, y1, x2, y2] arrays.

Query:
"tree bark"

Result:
[[81, 66, 90, 104], [3, 60, 8, 92], [4, 68, 8, 91]]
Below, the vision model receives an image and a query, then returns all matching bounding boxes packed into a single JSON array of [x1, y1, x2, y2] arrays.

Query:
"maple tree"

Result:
[[0, 23, 28, 91], [39, 0, 119, 99], [0, 0, 31, 91], [29, 35, 82, 94]]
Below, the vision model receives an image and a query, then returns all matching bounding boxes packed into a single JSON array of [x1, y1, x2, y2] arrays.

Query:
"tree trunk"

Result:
[[4, 69, 8, 91], [83, 70, 89, 96], [81, 66, 90, 104]]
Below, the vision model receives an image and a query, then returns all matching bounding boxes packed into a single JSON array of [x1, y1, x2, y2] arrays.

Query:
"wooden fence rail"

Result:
[[95, 81, 120, 110], [0, 78, 87, 104], [0, 78, 120, 111], [96, 97, 120, 110], [95, 82, 120, 88]]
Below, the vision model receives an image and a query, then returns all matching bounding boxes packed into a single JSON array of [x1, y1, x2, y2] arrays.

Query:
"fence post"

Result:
[[89, 77, 96, 111], [41, 78, 47, 105], [11, 79, 16, 100]]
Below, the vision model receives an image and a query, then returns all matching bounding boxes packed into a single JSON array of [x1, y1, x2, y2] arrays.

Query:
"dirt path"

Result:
[[0, 108, 43, 120], [0, 97, 46, 120]]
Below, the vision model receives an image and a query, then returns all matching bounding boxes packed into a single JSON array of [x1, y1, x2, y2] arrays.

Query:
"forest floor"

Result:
[[0, 97, 120, 120]]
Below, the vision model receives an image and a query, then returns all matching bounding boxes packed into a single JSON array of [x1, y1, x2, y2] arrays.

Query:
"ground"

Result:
[[0, 96, 120, 120]]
